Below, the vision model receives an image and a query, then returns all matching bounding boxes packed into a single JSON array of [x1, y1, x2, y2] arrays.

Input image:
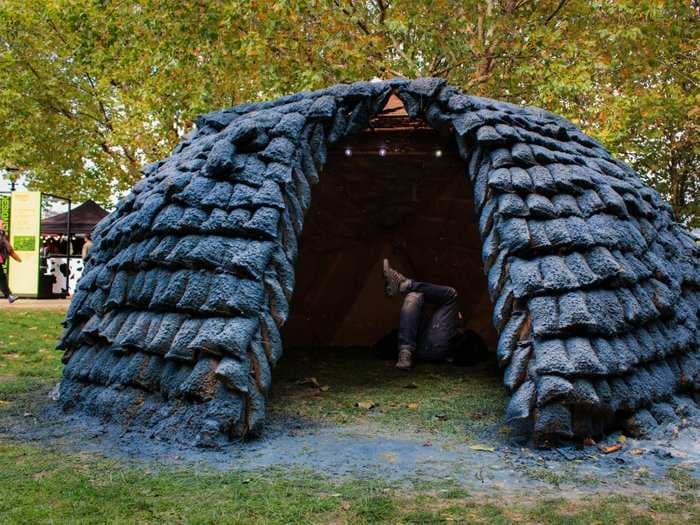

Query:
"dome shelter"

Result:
[[56, 78, 700, 446]]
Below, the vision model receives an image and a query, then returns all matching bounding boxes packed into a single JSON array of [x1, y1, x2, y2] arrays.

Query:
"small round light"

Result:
[[434, 149, 443, 158], [378, 147, 387, 157], [344, 147, 352, 157]]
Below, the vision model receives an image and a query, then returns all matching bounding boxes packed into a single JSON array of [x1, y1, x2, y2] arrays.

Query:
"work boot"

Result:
[[383, 258, 408, 297], [396, 345, 414, 370], [7, 295, 17, 304]]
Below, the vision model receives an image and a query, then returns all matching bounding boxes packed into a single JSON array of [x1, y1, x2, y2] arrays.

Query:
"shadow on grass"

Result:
[[269, 346, 508, 441]]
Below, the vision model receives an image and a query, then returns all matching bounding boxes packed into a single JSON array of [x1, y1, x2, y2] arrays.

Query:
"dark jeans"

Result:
[[0, 265, 10, 298], [398, 281, 458, 360]]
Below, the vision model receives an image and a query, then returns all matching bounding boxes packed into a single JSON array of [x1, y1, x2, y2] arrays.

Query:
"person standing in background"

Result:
[[0, 219, 22, 303], [81, 233, 92, 260]]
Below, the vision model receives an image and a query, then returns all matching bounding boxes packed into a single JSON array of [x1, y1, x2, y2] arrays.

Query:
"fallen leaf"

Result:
[[298, 377, 320, 389], [599, 443, 623, 454], [381, 452, 397, 463], [355, 401, 376, 410], [617, 435, 627, 444], [470, 410, 487, 420], [406, 402, 419, 409], [468, 444, 495, 452]]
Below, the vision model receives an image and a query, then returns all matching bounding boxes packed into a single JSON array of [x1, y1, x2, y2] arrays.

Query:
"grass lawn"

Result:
[[271, 346, 509, 441], [1, 309, 698, 524], [1, 441, 698, 525], [0, 442, 697, 524], [0, 309, 64, 397]]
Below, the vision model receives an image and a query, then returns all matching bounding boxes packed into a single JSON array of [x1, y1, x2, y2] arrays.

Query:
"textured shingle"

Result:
[[498, 217, 530, 252], [566, 337, 607, 375], [496, 311, 528, 366], [529, 296, 560, 337], [551, 194, 583, 217], [536, 375, 574, 406], [505, 379, 536, 422], [533, 338, 574, 375], [528, 166, 557, 195], [534, 403, 573, 438], [509, 257, 543, 298], [558, 292, 596, 331], [497, 193, 529, 217], [504, 343, 532, 390], [510, 167, 533, 193], [525, 194, 557, 219], [540, 255, 579, 292]]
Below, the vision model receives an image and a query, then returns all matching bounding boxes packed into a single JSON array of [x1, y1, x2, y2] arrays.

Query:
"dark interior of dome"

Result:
[[282, 98, 497, 351]]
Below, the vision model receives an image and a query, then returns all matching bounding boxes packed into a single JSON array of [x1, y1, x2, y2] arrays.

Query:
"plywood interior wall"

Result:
[[283, 127, 497, 349]]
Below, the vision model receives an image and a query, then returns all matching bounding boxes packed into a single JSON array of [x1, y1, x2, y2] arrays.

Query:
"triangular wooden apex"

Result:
[[379, 94, 408, 116]]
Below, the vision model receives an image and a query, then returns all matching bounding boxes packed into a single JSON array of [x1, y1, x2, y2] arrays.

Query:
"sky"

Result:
[[0, 173, 26, 193]]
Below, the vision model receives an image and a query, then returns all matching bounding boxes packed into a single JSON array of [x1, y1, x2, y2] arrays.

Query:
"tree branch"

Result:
[[84, 73, 114, 132], [545, 0, 568, 24], [375, 0, 388, 24], [335, 0, 371, 35]]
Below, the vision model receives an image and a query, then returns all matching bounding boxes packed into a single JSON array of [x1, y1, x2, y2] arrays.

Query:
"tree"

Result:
[[0, 0, 697, 226]]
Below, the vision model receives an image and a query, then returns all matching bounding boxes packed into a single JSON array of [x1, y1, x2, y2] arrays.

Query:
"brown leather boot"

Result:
[[396, 345, 414, 370]]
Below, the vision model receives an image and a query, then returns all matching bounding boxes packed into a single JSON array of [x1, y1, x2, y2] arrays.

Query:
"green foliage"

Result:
[[0, 1, 697, 224]]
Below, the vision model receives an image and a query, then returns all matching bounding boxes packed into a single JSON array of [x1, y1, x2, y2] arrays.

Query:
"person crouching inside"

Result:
[[381, 258, 488, 370]]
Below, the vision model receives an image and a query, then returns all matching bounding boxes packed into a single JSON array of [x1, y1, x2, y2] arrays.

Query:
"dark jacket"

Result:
[[0, 232, 10, 264]]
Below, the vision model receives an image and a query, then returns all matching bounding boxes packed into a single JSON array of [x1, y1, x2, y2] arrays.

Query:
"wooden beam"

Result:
[[330, 126, 457, 158]]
